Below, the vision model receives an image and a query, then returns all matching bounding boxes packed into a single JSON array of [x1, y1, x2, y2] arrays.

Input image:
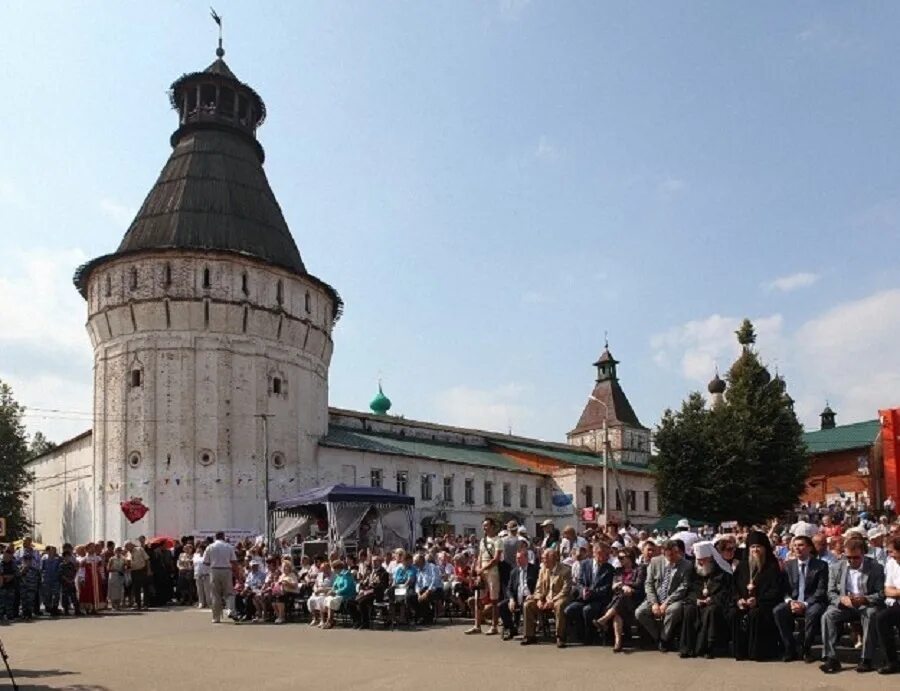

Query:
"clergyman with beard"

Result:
[[731, 530, 782, 661], [679, 541, 734, 659]]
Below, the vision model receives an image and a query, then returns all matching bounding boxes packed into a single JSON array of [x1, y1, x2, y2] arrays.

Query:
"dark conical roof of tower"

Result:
[[74, 52, 341, 317]]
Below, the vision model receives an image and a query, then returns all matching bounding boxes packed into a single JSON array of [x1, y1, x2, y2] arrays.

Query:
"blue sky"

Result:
[[2, 2, 900, 445]]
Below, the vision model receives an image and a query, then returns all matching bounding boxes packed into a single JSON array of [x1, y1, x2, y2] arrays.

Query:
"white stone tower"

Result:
[[73, 46, 341, 543]]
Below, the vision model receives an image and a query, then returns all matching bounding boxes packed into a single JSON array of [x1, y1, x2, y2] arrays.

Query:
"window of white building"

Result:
[[370, 468, 383, 488]]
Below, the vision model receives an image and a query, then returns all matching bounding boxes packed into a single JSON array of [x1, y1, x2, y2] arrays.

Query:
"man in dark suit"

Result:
[[564, 542, 615, 645], [636, 539, 693, 651], [820, 536, 886, 674], [499, 547, 538, 640], [773, 535, 828, 663]]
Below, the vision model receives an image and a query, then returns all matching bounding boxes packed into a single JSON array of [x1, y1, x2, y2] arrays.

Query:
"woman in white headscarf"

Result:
[[679, 541, 734, 659]]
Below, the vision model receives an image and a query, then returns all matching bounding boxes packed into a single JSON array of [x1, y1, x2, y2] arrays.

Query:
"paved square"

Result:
[[0, 608, 893, 690]]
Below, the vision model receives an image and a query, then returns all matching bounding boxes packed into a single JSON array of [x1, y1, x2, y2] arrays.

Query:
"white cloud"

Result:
[[651, 289, 900, 429], [764, 271, 819, 293], [0, 248, 93, 441], [99, 198, 135, 227], [534, 135, 561, 162], [434, 383, 532, 434]]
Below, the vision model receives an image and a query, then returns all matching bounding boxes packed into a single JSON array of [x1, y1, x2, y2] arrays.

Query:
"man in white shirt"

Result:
[[874, 535, 900, 675], [671, 519, 700, 558], [203, 531, 237, 624]]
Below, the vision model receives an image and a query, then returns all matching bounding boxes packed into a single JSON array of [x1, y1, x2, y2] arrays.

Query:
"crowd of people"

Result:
[[3, 497, 899, 676]]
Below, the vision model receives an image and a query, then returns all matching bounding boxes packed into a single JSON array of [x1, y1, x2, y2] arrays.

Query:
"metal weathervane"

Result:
[[211, 7, 224, 57]]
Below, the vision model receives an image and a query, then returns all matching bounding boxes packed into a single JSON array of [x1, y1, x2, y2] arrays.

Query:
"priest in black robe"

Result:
[[731, 530, 783, 661], [680, 540, 734, 658]]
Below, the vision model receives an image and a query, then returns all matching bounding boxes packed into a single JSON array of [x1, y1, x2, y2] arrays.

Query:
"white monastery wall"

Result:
[[27, 432, 94, 546]]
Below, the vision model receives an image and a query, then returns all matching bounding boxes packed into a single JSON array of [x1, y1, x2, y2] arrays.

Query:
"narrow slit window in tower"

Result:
[[164, 263, 172, 286], [131, 369, 142, 388], [272, 377, 282, 395], [129, 267, 138, 290], [241, 272, 248, 296], [276, 280, 283, 306], [105, 275, 112, 297], [305, 291, 311, 313], [202, 267, 211, 289]]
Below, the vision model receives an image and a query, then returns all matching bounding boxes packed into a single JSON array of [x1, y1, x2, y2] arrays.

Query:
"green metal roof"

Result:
[[321, 427, 541, 474], [803, 419, 880, 455], [490, 440, 654, 475]]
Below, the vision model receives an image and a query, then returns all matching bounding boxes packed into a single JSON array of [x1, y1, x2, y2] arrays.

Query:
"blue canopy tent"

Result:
[[270, 484, 415, 554]]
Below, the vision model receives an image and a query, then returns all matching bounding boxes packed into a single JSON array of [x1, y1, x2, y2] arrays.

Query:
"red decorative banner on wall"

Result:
[[121, 497, 149, 523]]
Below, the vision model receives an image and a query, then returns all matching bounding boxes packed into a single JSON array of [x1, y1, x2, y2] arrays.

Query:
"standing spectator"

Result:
[[125, 541, 151, 611], [203, 531, 238, 624], [193, 544, 211, 609], [874, 535, 900, 675], [885, 495, 896, 521], [106, 547, 127, 610], [464, 518, 503, 636], [672, 519, 700, 558], [59, 544, 79, 616], [819, 537, 885, 674], [636, 539, 693, 652], [40, 545, 62, 616], [176, 544, 195, 605], [18, 554, 41, 620], [0, 548, 16, 624]]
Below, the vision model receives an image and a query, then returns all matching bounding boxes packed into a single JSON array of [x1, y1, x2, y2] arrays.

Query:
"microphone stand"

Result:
[[0, 637, 18, 690]]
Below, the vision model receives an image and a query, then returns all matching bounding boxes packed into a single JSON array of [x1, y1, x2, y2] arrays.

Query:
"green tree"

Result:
[[28, 431, 56, 459], [653, 321, 808, 524], [0, 380, 37, 539]]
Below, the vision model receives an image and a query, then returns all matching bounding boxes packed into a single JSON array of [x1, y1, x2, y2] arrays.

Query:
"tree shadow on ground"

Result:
[[8, 669, 76, 678]]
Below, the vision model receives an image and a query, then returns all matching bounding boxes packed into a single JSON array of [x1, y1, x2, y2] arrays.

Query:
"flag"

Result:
[[210, 7, 222, 26]]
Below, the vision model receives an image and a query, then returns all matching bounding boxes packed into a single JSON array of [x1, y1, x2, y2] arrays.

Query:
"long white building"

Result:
[[27, 48, 658, 546]]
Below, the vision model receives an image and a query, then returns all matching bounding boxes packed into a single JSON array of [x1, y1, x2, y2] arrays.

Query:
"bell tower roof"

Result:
[[73, 38, 342, 320], [570, 342, 645, 435]]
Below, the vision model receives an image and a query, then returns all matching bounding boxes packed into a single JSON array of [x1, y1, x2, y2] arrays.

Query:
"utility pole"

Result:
[[257, 413, 271, 545], [589, 396, 629, 524]]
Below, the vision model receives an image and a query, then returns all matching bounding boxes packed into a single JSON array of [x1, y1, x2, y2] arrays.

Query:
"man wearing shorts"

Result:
[[465, 517, 503, 635]]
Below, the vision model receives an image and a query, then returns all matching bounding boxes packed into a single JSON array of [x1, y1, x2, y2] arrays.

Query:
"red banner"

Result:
[[120, 498, 149, 524]]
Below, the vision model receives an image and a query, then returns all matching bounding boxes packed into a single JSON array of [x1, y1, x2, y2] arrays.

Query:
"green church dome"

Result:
[[370, 383, 392, 415]]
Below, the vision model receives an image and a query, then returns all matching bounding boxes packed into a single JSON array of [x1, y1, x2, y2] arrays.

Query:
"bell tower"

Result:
[[74, 37, 341, 543]]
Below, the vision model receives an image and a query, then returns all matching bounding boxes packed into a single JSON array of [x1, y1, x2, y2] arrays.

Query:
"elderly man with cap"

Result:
[[671, 519, 700, 558], [679, 540, 733, 658], [773, 534, 828, 662]]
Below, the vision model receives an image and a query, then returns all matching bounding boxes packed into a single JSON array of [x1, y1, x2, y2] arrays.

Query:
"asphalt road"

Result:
[[0, 608, 895, 690]]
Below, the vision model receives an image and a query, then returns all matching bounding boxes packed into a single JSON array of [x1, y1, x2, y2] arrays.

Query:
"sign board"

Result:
[[192, 529, 257, 543], [581, 507, 597, 523]]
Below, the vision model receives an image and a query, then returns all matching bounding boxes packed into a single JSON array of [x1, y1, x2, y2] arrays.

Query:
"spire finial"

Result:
[[211, 7, 224, 58], [604, 330, 609, 349]]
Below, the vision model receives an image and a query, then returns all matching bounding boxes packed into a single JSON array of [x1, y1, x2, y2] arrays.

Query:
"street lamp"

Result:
[[257, 413, 271, 545]]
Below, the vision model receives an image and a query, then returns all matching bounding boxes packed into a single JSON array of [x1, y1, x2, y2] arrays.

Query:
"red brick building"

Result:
[[801, 407, 885, 506]]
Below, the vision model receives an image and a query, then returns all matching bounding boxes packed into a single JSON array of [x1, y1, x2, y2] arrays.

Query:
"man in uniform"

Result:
[[465, 518, 503, 636]]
